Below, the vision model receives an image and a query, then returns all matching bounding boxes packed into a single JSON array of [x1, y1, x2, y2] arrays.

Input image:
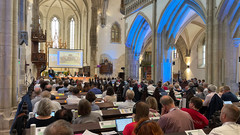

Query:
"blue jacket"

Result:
[[221, 92, 239, 102], [58, 87, 68, 93], [89, 87, 102, 94]]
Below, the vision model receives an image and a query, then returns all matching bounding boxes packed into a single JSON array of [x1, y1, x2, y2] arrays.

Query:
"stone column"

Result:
[[125, 47, 138, 80], [206, 0, 239, 93], [18, 0, 28, 103], [0, 0, 18, 133], [125, 46, 130, 80], [90, 1, 98, 77], [151, 0, 157, 83], [155, 33, 162, 82]]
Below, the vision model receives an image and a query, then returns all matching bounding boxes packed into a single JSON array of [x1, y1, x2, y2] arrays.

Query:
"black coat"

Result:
[[206, 94, 223, 119]]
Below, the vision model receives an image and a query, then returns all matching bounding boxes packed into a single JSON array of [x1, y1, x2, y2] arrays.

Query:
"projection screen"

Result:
[[48, 48, 83, 68]]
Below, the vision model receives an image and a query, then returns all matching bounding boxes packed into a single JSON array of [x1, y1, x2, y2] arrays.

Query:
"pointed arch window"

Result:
[[172, 48, 178, 59], [70, 18, 75, 49], [38, 17, 41, 53], [51, 17, 59, 48], [198, 37, 206, 68], [111, 23, 121, 43]]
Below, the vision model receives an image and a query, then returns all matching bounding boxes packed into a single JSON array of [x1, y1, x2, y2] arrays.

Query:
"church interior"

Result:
[[1, 0, 240, 134]]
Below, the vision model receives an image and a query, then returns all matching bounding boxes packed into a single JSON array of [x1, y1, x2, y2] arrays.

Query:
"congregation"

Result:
[[10, 76, 240, 135]]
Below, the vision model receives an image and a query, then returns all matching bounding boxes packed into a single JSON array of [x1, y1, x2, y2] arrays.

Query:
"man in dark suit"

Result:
[[48, 67, 55, 78], [221, 86, 239, 102]]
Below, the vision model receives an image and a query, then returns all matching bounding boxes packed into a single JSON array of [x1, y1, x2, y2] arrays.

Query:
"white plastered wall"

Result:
[[97, 0, 125, 78]]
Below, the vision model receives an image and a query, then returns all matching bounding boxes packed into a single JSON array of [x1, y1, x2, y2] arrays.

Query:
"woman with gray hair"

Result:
[[203, 84, 218, 107], [73, 99, 103, 124], [26, 98, 56, 128]]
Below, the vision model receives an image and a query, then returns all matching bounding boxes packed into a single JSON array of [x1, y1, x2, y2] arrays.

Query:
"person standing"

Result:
[[48, 68, 55, 78]]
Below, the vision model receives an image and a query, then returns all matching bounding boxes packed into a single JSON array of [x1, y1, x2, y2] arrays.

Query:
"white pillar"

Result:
[[0, 0, 18, 133]]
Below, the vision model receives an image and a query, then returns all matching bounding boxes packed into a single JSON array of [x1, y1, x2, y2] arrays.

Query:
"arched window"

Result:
[[198, 37, 206, 68], [111, 23, 121, 43], [172, 48, 178, 59], [38, 17, 41, 53], [70, 18, 75, 49], [51, 17, 59, 48]]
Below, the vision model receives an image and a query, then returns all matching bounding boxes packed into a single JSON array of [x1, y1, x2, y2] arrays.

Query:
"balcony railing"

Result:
[[31, 53, 46, 63], [122, 0, 153, 15]]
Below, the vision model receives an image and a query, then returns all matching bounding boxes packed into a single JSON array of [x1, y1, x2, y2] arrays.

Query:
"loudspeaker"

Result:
[[173, 61, 175, 65]]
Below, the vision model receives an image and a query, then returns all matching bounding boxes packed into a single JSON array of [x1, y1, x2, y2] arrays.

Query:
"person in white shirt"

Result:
[[203, 84, 218, 107], [33, 91, 61, 114], [58, 72, 65, 78], [147, 80, 156, 95], [209, 104, 240, 135], [104, 86, 117, 102], [203, 83, 209, 96], [66, 87, 81, 105], [118, 89, 135, 109]]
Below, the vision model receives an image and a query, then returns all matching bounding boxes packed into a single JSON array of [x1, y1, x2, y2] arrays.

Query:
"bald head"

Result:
[[221, 104, 240, 122], [34, 87, 42, 96], [160, 96, 174, 106]]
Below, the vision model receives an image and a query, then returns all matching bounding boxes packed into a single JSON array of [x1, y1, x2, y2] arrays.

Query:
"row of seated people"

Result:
[[13, 95, 240, 135], [11, 77, 240, 135]]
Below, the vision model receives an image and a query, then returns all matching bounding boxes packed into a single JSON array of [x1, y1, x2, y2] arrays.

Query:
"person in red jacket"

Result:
[[181, 97, 209, 129]]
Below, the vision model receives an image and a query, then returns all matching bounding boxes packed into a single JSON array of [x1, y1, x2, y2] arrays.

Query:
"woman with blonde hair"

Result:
[[146, 97, 160, 117], [216, 86, 224, 97]]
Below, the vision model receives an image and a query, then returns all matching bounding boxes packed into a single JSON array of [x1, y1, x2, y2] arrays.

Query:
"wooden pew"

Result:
[[71, 122, 115, 134], [24, 121, 116, 135], [62, 102, 115, 110], [54, 92, 88, 100], [55, 98, 103, 105]]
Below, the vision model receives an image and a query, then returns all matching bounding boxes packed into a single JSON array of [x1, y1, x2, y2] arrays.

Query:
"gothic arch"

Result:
[[67, 16, 76, 49], [155, 0, 206, 82], [49, 15, 61, 43], [217, 0, 240, 38], [157, 0, 206, 37], [125, 12, 152, 60]]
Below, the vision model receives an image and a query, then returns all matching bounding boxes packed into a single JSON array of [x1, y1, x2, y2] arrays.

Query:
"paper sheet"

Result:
[[35, 127, 46, 135], [113, 102, 123, 106], [92, 110, 103, 116], [99, 120, 116, 129], [95, 94, 103, 98], [101, 131, 118, 135], [119, 108, 133, 114], [82, 130, 98, 135], [185, 129, 206, 135]]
